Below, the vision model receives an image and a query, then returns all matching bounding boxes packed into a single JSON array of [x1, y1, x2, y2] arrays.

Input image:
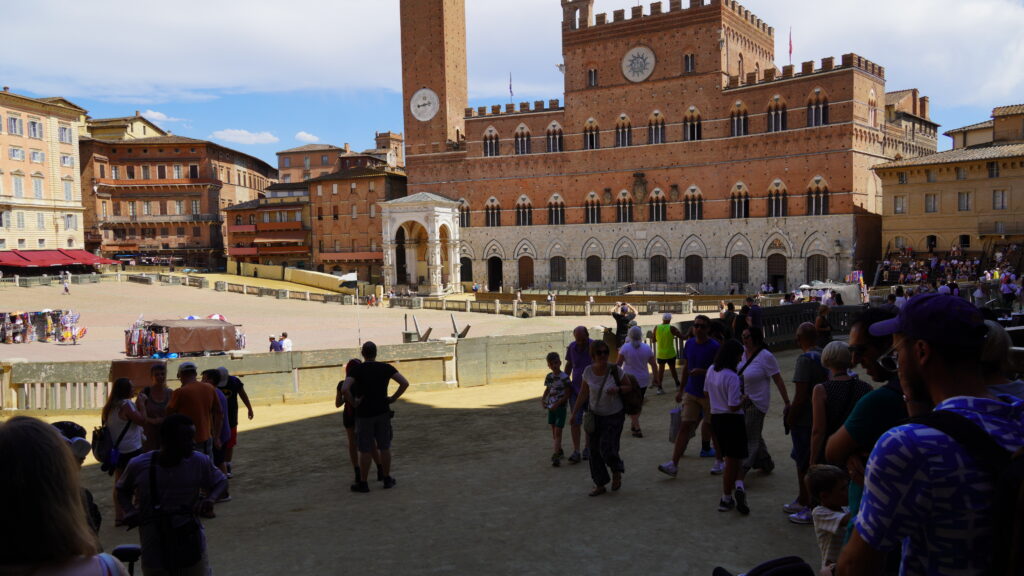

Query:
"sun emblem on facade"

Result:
[[621, 46, 656, 82]]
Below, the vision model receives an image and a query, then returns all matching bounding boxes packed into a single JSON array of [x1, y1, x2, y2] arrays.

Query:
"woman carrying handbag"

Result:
[[570, 340, 634, 497]]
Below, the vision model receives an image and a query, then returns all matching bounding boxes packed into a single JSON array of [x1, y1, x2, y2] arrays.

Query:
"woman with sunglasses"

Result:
[[570, 340, 634, 496]]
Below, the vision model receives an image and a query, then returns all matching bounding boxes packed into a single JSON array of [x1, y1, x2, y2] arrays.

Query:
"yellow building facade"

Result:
[[875, 105, 1024, 255], [0, 88, 86, 252]]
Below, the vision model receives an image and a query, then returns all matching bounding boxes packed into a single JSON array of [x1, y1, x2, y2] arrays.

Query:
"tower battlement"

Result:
[[722, 52, 885, 90], [463, 99, 564, 119], [564, 0, 773, 38]]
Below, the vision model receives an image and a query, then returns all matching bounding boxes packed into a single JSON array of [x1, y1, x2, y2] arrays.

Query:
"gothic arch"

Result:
[[460, 242, 476, 259], [513, 238, 538, 259], [731, 182, 749, 195], [547, 121, 563, 132], [483, 239, 506, 260], [613, 237, 639, 259], [807, 87, 830, 103], [807, 176, 829, 193], [800, 233, 830, 258], [581, 237, 606, 259], [648, 188, 666, 202], [760, 232, 793, 258], [679, 234, 708, 258], [648, 110, 665, 123], [547, 193, 564, 205], [546, 241, 568, 260], [516, 194, 532, 207], [725, 233, 753, 258], [515, 123, 530, 134], [770, 179, 787, 192], [484, 126, 499, 137], [644, 236, 671, 259]]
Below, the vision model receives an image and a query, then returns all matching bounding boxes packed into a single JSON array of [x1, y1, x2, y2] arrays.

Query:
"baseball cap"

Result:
[[52, 421, 92, 461], [177, 361, 198, 375], [217, 366, 230, 386], [869, 293, 986, 349], [662, 312, 673, 322]]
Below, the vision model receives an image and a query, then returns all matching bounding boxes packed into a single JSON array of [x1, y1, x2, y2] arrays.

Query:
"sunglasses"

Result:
[[877, 342, 900, 373]]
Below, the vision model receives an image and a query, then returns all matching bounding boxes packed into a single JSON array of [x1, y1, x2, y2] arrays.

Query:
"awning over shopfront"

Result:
[[0, 251, 31, 267], [253, 231, 308, 243], [0, 249, 120, 267]]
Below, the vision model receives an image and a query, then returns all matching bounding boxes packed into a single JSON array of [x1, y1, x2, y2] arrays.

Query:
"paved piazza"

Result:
[[6, 279, 827, 573]]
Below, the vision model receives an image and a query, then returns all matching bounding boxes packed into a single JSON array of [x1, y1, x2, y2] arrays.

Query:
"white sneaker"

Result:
[[657, 461, 678, 478], [710, 460, 725, 475]]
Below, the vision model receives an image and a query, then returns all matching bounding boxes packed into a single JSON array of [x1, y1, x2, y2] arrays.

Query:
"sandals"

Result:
[[589, 486, 607, 497]]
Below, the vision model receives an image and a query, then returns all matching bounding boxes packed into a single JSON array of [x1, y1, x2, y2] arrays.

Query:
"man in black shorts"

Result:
[[342, 341, 410, 493]]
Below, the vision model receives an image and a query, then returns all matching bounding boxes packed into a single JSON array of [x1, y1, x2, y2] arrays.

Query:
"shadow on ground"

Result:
[[89, 372, 819, 576]]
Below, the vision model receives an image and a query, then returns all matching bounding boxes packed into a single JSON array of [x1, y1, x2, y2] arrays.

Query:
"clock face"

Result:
[[622, 46, 656, 82], [410, 88, 440, 122]]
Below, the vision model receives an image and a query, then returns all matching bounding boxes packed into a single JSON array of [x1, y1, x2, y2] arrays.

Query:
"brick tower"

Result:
[[399, 0, 468, 154]]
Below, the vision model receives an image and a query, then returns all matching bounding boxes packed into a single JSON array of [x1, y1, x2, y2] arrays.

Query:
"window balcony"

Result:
[[101, 214, 222, 225]]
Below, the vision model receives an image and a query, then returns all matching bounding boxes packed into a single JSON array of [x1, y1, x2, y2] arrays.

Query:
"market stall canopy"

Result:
[[0, 249, 119, 267], [0, 251, 31, 267], [149, 319, 238, 354]]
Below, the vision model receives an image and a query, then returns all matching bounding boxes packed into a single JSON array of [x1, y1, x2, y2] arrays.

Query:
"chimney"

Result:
[[344, 143, 351, 153], [135, 110, 140, 116], [919, 96, 930, 120], [2, 86, 9, 92]]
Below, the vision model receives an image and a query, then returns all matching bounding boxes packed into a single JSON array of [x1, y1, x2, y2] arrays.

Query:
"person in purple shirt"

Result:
[[202, 369, 234, 503], [564, 326, 594, 464], [659, 316, 721, 477]]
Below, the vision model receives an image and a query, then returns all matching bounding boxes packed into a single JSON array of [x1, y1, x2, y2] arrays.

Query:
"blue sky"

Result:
[[6, 0, 1023, 166]]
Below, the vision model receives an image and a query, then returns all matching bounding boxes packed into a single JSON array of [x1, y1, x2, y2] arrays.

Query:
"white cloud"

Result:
[[209, 129, 279, 145], [294, 131, 320, 143], [141, 109, 185, 126]]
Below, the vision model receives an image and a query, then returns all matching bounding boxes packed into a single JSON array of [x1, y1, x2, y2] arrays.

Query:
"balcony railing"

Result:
[[258, 245, 310, 255], [979, 221, 1024, 236], [101, 214, 222, 224], [256, 221, 307, 232], [227, 224, 257, 233], [95, 178, 218, 187]]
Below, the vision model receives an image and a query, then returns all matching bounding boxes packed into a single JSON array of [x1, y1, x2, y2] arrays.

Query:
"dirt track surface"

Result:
[[45, 348, 819, 575], [0, 281, 668, 362]]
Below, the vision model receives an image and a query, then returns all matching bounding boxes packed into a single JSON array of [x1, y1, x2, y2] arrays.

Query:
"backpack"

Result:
[[91, 414, 133, 475], [913, 410, 1024, 576]]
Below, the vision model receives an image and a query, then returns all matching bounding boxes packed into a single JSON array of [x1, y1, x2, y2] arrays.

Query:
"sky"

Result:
[[5, 0, 1023, 166]]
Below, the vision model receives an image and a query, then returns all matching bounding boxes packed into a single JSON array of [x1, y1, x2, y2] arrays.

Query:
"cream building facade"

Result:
[[0, 88, 86, 252], [875, 105, 1024, 255]]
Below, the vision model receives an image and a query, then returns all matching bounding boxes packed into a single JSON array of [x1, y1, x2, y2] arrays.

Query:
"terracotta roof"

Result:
[[266, 182, 309, 192], [383, 192, 458, 205], [873, 143, 1024, 170], [88, 135, 209, 145], [306, 166, 405, 183], [277, 144, 342, 154], [943, 119, 994, 136], [993, 104, 1024, 117], [223, 199, 261, 211], [885, 89, 914, 106]]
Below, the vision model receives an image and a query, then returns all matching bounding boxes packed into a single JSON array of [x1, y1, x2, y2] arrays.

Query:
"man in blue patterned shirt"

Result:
[[838, 293, 1024, 576]]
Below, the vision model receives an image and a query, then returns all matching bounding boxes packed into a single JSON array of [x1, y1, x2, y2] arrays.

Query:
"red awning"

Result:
[[58, 249, 120, 265], [0, 251, 32, 267], [13, 250, 76, 267]]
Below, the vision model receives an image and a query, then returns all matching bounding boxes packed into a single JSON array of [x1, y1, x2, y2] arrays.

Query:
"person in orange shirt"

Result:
[[166, 362, 223, 457]]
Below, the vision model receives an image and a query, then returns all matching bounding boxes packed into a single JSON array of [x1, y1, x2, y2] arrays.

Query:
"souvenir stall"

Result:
[[125, 316, 243, 358], [0, 309, 86, 344]]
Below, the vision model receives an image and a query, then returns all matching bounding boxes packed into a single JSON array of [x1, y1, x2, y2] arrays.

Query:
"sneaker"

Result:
[[632, 429, 644, 438], [699, 447, 716, 458], [710, 461, 725, 475], [755, 459, 775, 474], [555, 449, 565, 459], [782, 500, 804, 514], [657, 461, 678, 478], [734, 488, 750, 515], [582, 448, 590, 461], [551, 457, 561, 467], [350, 481, 370, 493], [382, 476, 397, 489], [718, 498, 735, 512], [788, 507, 813, 525], [568, 451, 582, 464], [655, 387, 666, 396]]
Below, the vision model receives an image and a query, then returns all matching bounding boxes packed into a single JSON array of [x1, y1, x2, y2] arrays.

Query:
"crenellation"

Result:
[[801, 61, 814, 75], [631, 5, 643, 18], [596, 12, 607, 24], [491, 105, 501, 115], [821, 57, 834, 72], [465, 107, 475, 118], [519, 102, 530, 112], [782, 64, 794, 78], [477, 106, 487, 116], [549, 99, 560, 109], [650, 2, 662, 16], [534, 100, 546, 111], [613, 9, 625, 21], [505, 103, 515, 113], [763, 68, 776, 81], [746, 72, 758, 85]]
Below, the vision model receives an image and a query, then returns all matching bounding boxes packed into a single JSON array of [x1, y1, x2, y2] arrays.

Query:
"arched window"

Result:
[[684, 192, 703, 221], [738, 53, 745, 79], [514, 129, 532, 155], [460, 257, 473, 282], [547, 199, 565, 225], [459, 202, 471, 227], [730, 105, 749, 137], [616, 196, 633, 223], [807, 91, 829, 127], [806, 254, 828, 283], [768, 190, 788, 217], [549, 256, 567, 282], [648, 116, 666, 144], [515, 200, 533, 226], [485, 203, 501, 227], [584, 124, 600, 150], [683, 53, 696, 73], [546, 127, 564, 152], [650, 255, 668, 283], [683, 109, 702, 141], [730, 192, 750, 219], [585, 197, 601, 224], [893, 236, 907, 250], [731, 254, 749, 284], [483, 132, 500, 157], [586, 255, 602, 283], [615, 119, 632, 147], [767, 100, 788, 132], [685, 255, 704, 283], [807, 185, 829, 216], [617, 256, 634, 283], [649, 193, 667, 222], [868, 90, 878, 128]]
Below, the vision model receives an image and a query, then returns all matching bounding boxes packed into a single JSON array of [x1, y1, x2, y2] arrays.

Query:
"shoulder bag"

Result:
[[582, 369, 610, 435]]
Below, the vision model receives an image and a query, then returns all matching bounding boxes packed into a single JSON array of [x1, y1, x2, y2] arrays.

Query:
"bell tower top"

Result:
[[562, 0, 595, 30], [399, 0, 468, 155]]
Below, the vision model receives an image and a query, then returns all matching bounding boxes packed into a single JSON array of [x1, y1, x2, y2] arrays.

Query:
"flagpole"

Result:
[[788, 27, 792, 66]]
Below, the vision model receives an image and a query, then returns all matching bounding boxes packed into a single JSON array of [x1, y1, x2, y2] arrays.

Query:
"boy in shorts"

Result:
[[805, 465, 850, 574], [542, 351, 570, 467]]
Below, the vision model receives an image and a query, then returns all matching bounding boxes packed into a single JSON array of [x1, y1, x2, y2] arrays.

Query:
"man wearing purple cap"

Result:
[[564, 326, 594, 463], [838, 293, 1024, 576]]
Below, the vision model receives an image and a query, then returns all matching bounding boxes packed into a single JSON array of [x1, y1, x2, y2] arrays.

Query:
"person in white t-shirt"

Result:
[[616, 325, 659, 437], [705, 339, 749, 513], [736, 327, 791, 487], [806, 464, 851, 573], [280, 332, 293, 352]]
